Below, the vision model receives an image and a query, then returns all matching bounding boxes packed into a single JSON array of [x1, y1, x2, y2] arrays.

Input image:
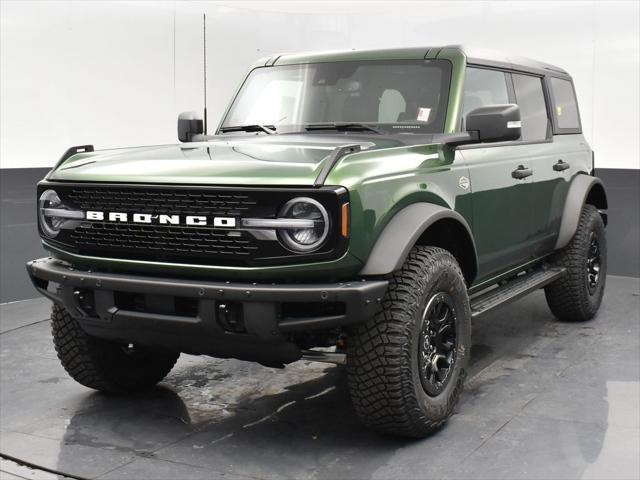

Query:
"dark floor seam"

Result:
[[92, 457, 138, 480], [148, 430, 267, 480], [516, 412, 615, 429], [0, 453, 89, 480], [96, 454, 266, 480], [460, 395, 538, 463], [0, 319, 49, 335]]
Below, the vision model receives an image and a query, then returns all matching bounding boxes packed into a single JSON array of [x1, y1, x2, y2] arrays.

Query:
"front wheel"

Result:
[[347, 246, 471, 437], [545, 204, 607, 321]]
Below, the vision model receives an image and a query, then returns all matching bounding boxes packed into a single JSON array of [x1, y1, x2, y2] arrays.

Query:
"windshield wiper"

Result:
[[305, 123, 384, 134], [220, 124, 277, 135]]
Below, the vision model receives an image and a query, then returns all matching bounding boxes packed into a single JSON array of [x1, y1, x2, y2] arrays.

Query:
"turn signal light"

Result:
[[341, 202, 349, 237]]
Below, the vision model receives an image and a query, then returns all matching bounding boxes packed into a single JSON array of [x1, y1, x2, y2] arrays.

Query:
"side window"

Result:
[[462, 68, 509, 119], [549, 77, 581, 130], [512, 74, 549, 142]]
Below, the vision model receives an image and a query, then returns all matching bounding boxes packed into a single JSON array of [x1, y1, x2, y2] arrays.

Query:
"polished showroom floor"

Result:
[[1, 275, 638, 480]]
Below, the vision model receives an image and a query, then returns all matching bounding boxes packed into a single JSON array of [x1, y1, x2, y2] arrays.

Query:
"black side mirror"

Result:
[[177, 112, 204, 142], [466, 104, 521, 143]]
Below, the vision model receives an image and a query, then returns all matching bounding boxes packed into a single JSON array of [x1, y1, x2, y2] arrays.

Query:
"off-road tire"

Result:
[[545, 204, 607, 321], [51, 304, 179, 392], [347, 246, 471, 437]]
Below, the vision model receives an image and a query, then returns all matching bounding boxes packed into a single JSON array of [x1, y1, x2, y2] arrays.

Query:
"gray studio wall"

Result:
[[1, 1, 639, 302]]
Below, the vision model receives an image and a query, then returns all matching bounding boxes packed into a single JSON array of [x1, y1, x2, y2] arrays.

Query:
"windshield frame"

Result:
[[217, 59, 453, 136]]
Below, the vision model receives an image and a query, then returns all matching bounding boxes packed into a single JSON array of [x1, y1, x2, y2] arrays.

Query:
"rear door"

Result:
[[534, 76, 592, 249], [509, 72, 561, 257]]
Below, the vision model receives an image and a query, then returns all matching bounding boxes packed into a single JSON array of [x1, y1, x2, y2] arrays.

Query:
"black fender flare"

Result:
[[359, 203, 478, 282], [554, 175, 608, 250]]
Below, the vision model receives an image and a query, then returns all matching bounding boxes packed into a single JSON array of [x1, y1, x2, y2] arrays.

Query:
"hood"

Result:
[[47, 135, 407, 186]]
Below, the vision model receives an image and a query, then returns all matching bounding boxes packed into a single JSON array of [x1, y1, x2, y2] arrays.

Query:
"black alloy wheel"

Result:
[[418, 292, 458, 396], [586, 232, 601, 294]]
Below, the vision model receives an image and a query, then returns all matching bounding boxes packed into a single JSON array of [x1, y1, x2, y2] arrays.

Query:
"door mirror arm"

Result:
[[464, 104, 522, 144], [443, 131, 480, 148], [443, 104, 521, 149]]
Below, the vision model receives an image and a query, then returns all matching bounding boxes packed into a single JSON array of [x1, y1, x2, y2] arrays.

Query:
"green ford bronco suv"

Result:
[[28, 46, 608, 437]]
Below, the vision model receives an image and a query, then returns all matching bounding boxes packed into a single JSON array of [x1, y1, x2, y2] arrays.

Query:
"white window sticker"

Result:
[[417, 107, 431, 122]]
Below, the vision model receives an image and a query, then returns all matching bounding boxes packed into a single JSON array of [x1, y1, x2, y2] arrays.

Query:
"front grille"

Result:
[[66, 187, 258, 217], [41, 183, 347, 267], [70, 223, 259, 256]]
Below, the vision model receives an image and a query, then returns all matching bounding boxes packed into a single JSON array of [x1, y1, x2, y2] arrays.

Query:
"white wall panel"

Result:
[[1, 1, 176, 169], [1, 1, 638, 169], [591, 1, 640, 171]]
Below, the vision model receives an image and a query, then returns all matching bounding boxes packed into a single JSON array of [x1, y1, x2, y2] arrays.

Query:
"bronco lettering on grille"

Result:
[[85, 211, 237, 228]]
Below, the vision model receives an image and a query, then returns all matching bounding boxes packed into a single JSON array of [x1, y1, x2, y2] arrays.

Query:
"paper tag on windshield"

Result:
[[417, 107, 431, 122]]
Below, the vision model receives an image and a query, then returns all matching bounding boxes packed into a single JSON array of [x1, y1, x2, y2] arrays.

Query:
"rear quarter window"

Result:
[[549, 77, 581, 131]]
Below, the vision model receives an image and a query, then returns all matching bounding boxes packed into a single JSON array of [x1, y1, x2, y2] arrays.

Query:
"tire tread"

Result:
[[545, 204, 606, 321], [51, 304, 178, 392], [347, 246, 469, 437]]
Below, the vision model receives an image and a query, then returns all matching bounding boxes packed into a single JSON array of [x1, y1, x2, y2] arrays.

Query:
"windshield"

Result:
[[220, 59, 452, 134]]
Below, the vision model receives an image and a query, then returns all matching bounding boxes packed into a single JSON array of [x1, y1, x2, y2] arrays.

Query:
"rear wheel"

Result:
[[545, 204, 607, 321], [51, 304, 179, 392], [347, 246, 471, 437]]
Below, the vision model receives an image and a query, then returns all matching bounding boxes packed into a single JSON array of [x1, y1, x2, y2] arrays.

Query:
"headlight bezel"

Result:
[[38, 189, 85, 238], [38, 189, 64, 238], [276, 197, 330, 253]]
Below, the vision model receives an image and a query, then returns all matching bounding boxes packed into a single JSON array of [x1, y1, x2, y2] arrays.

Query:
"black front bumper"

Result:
[[27, 257, 387, 365]]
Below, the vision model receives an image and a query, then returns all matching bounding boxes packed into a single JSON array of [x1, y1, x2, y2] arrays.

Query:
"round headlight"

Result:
[[277, 197, 329, 253], [38, 189, 63, 237]]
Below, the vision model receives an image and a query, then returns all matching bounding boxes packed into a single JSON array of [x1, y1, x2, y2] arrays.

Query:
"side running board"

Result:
[[470, 267, 566, 318]]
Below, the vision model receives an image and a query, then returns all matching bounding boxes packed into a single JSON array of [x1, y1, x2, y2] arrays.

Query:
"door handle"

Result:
[[553, 159, 570, 172], [512, 165, 533, 179]]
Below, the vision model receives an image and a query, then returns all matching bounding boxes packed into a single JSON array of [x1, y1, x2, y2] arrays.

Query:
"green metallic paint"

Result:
[[49, 140, 336, 186], [460, 144, 536, 278], [324, 143, 471, 264], [528, 135, 592, 252], [436, 47, 467, 134]]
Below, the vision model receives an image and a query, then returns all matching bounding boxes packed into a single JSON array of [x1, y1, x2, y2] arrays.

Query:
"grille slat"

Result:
[[70, 223, 256, 257], [66, 188, 257, 217]]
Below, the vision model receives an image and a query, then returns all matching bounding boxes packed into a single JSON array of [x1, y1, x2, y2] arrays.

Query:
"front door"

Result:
[[461, 145, 535, 281], [459, 67, 536, 281]]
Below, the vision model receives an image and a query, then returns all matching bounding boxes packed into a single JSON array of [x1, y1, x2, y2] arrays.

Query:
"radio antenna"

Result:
[[203, 13, 208, 135]]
